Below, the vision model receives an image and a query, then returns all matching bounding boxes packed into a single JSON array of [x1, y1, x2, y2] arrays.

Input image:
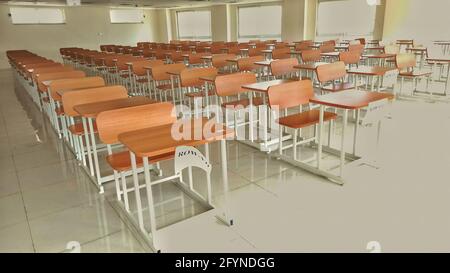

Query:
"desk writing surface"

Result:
[[242, 79, 294, 92], [427, 56, 450, 63], [118, 118, 234, 158], [362, 53, 396, 59], [74, 97, 156, 118], [254, 60, 275, 66], [310, 90, 394, 110], [199, 76, 216, 83], [347, 66, 397, 76], [294, 62, 328, 70]]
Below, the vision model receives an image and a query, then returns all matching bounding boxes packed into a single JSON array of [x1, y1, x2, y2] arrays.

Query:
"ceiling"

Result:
[[0, 0, 274, 8]]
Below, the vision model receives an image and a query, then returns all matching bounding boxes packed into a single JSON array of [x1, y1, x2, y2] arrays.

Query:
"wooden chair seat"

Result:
[[399, 69, 432, 77], [68, 122, 98, 135], [106, 150, 174, 171], [277, 109, 337, 129], [156, 84, 172, 90], [221, 97, 264, 108], [185, 90, 214, 98], [322, 82, 356, 92]]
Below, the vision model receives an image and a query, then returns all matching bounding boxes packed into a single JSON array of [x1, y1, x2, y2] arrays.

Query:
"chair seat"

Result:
[[106, 150, 174, 172], [68, 122, 97, 136], [55, 106, 64, 116], [322, 82, 356, 92], [185, 90, 214, 98], [399, 70, 432, 77], [156, 84, 172, 90], [221, 97, 264, 108], [277, 110, 337, 129]]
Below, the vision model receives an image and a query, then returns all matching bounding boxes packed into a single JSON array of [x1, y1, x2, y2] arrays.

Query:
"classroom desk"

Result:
[[201, 55, 213, 66], [427, 56, 450, 95], [241, 79, 294, 151], [433, 41, 450, 55], [240, 48, 249, 57], [406, 47, 428, 67], [260, 49, 273, 60], [294, 62, 328, 81], [118, 118, 234, 251], [364, 46, 385, 54], [347, 66, 397, 91], [335, 45, 349, 51], [285, 90, 395, 184], [74, 97, 156, 192], [362, 53, 396, 66], [226, 58, 240, 73], [320, 51, 340, 62], [254, 59, 276, 80], [367, 40, 381, 46]]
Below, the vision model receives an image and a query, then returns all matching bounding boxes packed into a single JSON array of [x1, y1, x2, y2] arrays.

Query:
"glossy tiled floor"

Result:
[[2, 68, 450, 253]]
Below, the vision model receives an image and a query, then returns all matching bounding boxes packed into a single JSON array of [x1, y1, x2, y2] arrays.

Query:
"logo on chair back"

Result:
[[174, 146, 212, 175]]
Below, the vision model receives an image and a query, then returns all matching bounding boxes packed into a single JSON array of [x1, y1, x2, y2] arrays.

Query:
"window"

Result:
[[238, 5, 282, 42], [176, 10, 211, 40], [10, 7, 65, 24], [110, 9, 144, 24], [316, 0, 376, 38]]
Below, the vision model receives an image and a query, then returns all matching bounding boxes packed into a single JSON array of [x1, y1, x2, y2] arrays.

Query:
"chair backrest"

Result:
[[237, 55, 265, 72], [175, 51, 191, 63], [36, 70, 86, 93], [323, 40, 336, 46], [270, 58, 299, 77], [131, 59, 164, 76], [211, 54, 236, 69], [247, 48, 263, 57], [32, 65, 72, 82], [339, 51, 361, 65], [395, 53, 416, 71], [319, 43, 335, 53], [272, 48, 291, 59], [62, 85, 128, 117], [187, 53, 210, 65], [96, 102, 176, 144], [49, 76, 105, 101], [348, 44, 365, 54], [316, 61, 347, 83], [295, 41, 313, 51], [227, 47, 241, 55], [151, 63, 186, 81], [267, 80, 314, 110], [215, 72, 257, 97], [301, 49, 321, 63], [116, 56, 145, 71], [180, 67, 218, 87], [23, 62, 58, 77]]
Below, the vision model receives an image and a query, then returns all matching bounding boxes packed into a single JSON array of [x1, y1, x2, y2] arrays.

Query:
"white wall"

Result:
[[0, 5, 159, 69], [383, 0, 450, 45]]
